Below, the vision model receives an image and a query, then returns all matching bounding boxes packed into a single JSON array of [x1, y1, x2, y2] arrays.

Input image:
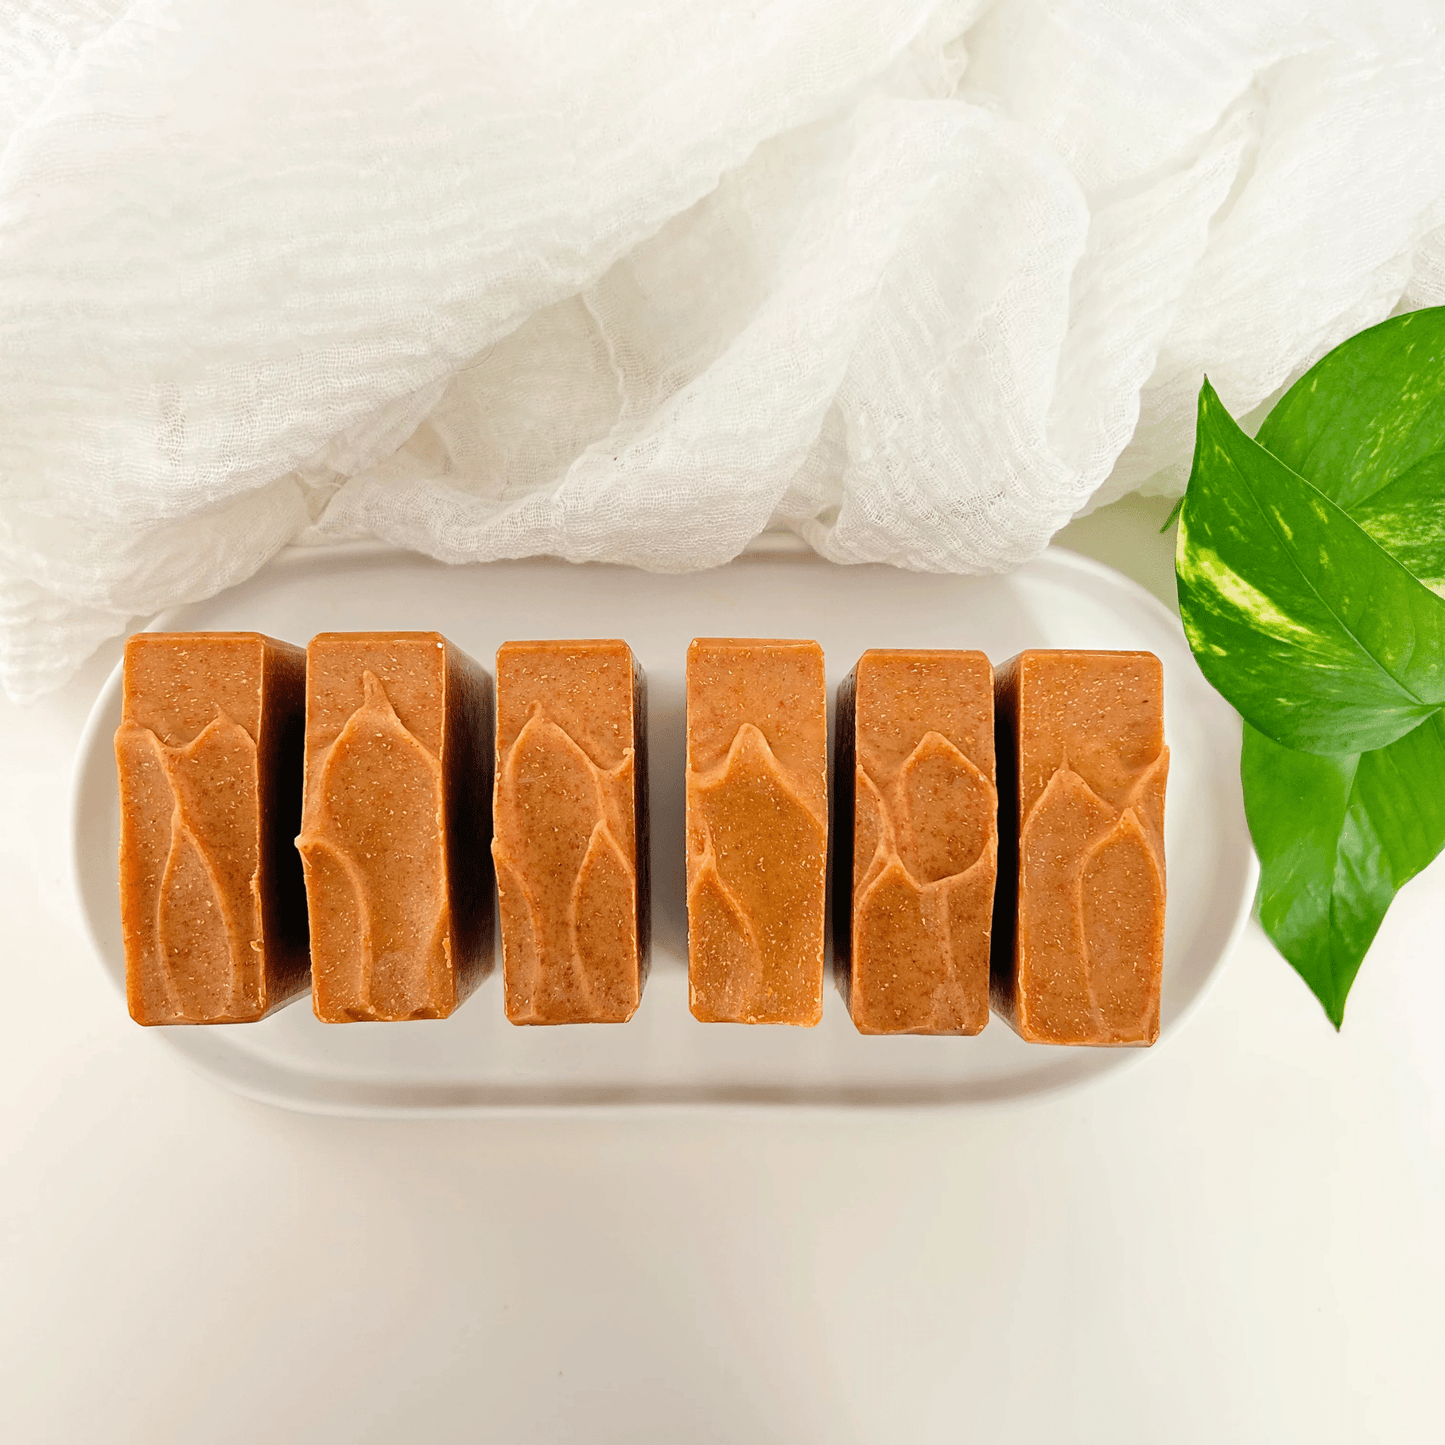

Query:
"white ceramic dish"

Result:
[[70, 541, 1255, 1115]]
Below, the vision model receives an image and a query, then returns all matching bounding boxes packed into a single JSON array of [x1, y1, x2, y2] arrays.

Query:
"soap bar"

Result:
[[116, 631, 309, 1024], [834, 649, 996, 1035], [992, 649, 1168, 1045], [297, 632, 493, 1022], [685, 638, 827, 1025], [493, 639, 649, 1024]]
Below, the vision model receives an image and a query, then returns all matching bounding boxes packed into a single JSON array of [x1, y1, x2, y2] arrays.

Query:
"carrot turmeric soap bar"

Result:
[[992, 650, 1168, 1046], [297, 632, 493, 1022], [834, 649, 997, 1035], [493, 639, 649, 1024], [685, 638, 827, 1025], [115, 631, 308, 1025]]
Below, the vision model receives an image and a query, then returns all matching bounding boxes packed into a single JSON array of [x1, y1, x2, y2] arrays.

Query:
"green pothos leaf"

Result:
[[1176, 379, 1445, 755], [1176, 308, 1445, 1027], [1347, 452, 1445, 590], [1242, 715, 1445, 1027], [1257, 307, 1445, 590], [1255, 307, 1445, 514]]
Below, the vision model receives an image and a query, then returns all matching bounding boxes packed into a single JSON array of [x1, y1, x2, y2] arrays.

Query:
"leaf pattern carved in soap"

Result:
[[853, 731, 997, 1033], [115, 712, 261, 1022], [1017, 747, 1169, 1043], [493, 705, 637, 1022], [687, 723, 826, 1024], [296, 670, 450, 1021]]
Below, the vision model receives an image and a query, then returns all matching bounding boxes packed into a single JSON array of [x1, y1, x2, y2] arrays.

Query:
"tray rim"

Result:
[[68, 541, 1259, 1117]]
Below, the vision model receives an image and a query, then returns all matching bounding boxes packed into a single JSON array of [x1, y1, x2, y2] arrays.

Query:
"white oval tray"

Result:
[[70, 542, 1255, 1114]]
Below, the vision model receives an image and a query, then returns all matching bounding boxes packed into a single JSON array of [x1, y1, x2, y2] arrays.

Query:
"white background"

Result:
[[2, 501, 1442, 1444]]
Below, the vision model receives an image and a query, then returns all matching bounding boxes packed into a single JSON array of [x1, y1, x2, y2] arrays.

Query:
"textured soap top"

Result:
[[837, 648, 997, 1035], [992, 649, 1168, 1046], [298, 631, 492, 1023], [685, 638, 827, 1025], [116, 631, 308, 1024], [493, 639, 648, 1024]]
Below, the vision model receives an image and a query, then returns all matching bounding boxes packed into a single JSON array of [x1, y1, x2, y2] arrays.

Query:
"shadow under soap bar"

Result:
[[493, 639, 649, 1024], [298, 632, 493, 1022], [685, 638, 827, 1025], [992, 649, 1168, 1046], [116, 631, 309, 1024], [835, 649, 997, 1035]]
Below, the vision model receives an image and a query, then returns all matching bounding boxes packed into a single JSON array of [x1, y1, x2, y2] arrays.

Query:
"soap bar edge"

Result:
[[441, 636, 495, 1008]]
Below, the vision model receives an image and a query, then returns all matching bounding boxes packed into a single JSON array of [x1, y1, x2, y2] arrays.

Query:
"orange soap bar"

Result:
[[493, 639, 649, 1024], [834, 649, 997, 1035], [685, 638, 827, 1025], [116, 631, 309, 1024], [297, 632, 493, 1022], [992, 650, 1168, 1045]]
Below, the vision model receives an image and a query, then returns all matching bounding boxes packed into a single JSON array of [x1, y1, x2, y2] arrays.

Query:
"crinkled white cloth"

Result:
[[2, 0, 1444, 700]]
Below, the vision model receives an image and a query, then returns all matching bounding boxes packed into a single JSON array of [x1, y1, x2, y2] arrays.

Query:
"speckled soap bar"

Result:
[[493, 639, 649, 1024], [685, 638, 827, 1025], [992, 649, 1168, 1046], [297, 632, 493, 1022], [834, 649, 997, 1035], [116, 631, 309, 1025]]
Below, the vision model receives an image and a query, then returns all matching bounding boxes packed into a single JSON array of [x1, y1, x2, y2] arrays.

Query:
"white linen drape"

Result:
[[2, 0, 1443, 699]]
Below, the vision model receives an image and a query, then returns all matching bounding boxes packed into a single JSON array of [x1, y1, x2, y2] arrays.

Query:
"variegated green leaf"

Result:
[[1256, 307, 1445, 590], [1255, 307, 1445, 514], [1179, 309, 1445, 1028], [1346, 452, 1445, 590], [1176, 379, 1445, 754], [1243, 714, 1445, 1027]]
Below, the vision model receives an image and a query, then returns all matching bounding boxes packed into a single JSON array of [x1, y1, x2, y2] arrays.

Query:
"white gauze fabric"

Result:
[[2, 0, 1444, 700]]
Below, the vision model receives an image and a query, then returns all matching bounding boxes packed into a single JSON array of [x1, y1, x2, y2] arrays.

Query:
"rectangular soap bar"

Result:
[[992, 649, 1168, 1045], [298, 632, 493, 1022], [834, 649, 996, 1035], [493, 639, 649, 1024], [685, 637, 827, 1025], [116, 631, 309, 1024]]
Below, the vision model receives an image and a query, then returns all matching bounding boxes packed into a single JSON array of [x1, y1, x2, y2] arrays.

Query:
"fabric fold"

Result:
[[2, 0, 1442, 699]]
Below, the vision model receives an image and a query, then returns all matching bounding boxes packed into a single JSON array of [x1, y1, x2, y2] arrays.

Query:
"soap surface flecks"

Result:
[[685, 639, 827, 1026], [493, 640, 647, 1025], [298, 670, 450, 1019], [298, 632, 493, 1023], [116, 631, 308, 1025], [838, 650, 997, 1035], [993, 650, 1168, 1046]]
